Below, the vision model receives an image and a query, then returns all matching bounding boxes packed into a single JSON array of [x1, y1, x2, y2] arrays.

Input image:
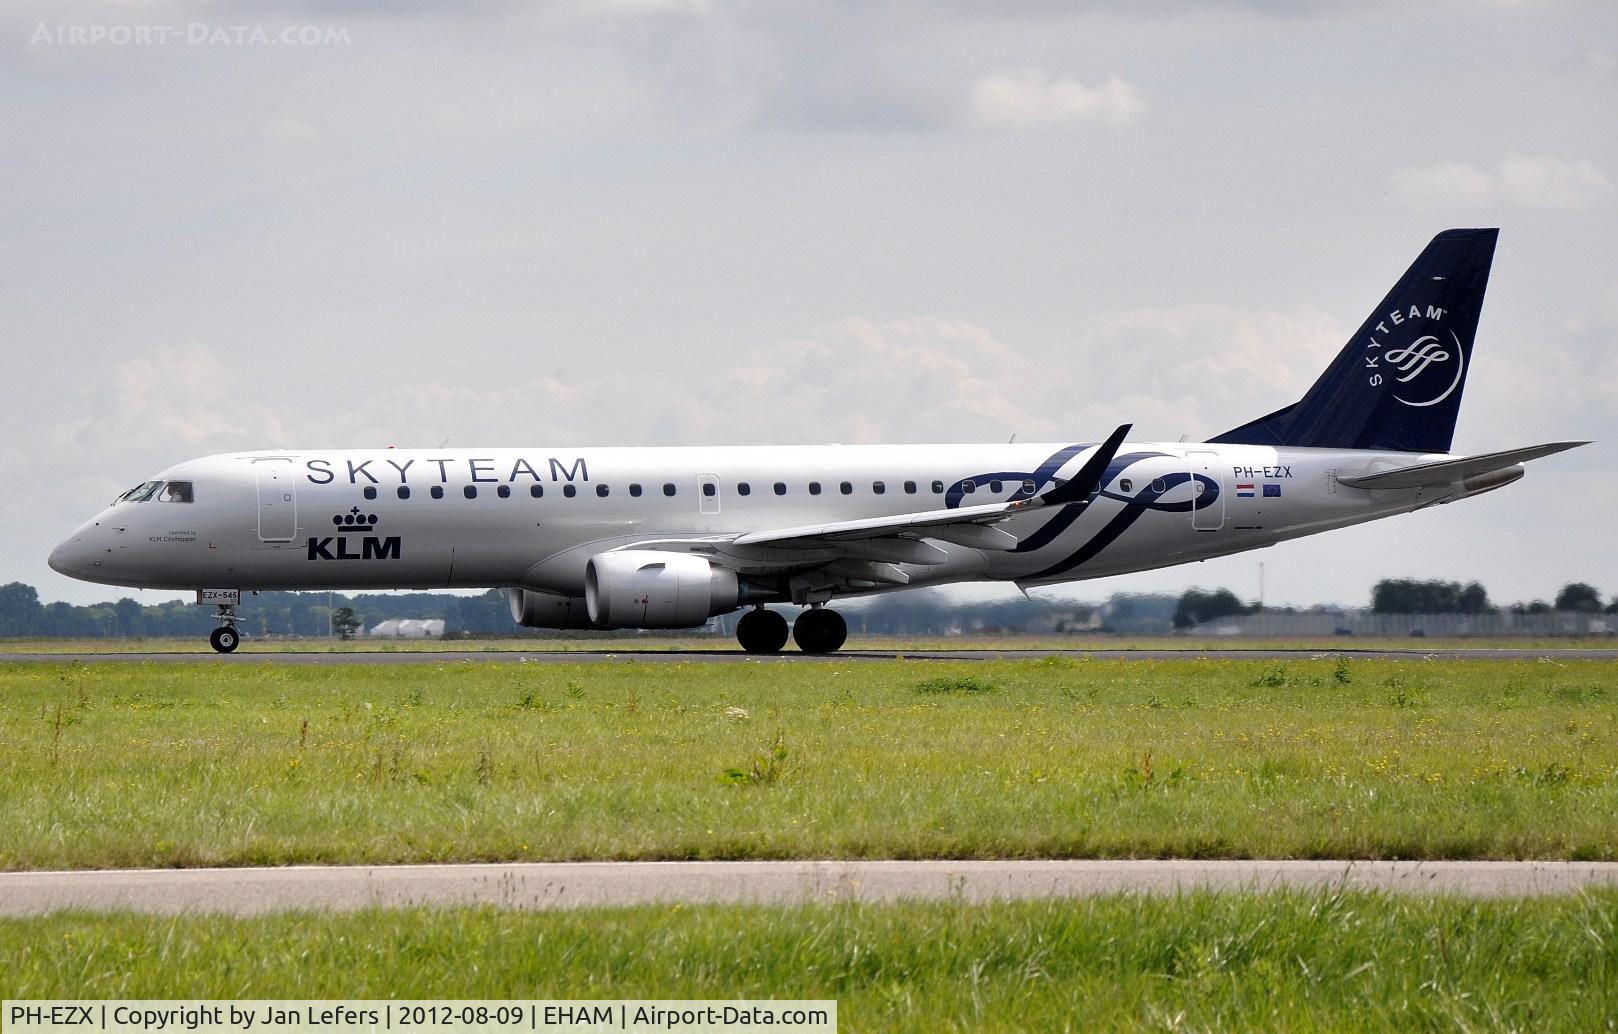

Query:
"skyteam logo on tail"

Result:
[[1363, 303, 1464, 408]]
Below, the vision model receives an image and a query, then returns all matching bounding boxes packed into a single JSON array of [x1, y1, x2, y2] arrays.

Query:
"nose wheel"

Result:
[[209, 604, 241, 653], [792, 607, 847, 654]]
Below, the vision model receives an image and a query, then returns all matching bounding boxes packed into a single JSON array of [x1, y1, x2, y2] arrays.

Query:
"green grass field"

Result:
[[4, 892, 1617, 1031], [2, 656, 1616, 868], [0, 634, 1610, 653]]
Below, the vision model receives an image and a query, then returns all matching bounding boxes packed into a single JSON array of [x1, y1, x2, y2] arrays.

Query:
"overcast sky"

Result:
[[4, 0, 1614, 610]]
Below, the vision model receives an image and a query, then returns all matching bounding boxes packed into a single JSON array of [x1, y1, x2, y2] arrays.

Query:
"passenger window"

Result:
[[431, 486, 444, 499], [498, 485, 511, 498], [774, 482, 787, 496], [738, 482, 751, 496], [903, 481, 917, 494], [931, 480, 944, 494], [962, 480, 976, 494], [630, 484, 643, 497], [663, 483, 676, 496], [398, 486, 411, 500], [530, 485, 543, 498], [702, 482, 716, 497], [1151, 478, 1166, 493], [1120, 479, 1133, 493], [563, 485, 577, 498], [872, 481, 886, 494], [160, 481, 194, 503], [597, 484, 610, 497], [463, 485, 478, 499], [808, 482, 822, 495], [989, 480, 1002, 493], [839, 482, 853, 495], [363, 486, 377, 501], [1022, 479, 1036, 494]]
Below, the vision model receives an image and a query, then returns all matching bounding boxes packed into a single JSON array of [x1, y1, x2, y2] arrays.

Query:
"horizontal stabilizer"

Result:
[[1338, 441, 1589, 490]]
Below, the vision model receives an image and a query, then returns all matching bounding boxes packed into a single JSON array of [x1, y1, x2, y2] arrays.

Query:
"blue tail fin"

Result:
[[1210, 228, 1497, 453]]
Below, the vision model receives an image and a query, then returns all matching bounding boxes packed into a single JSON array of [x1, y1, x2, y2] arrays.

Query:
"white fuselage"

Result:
[[49, 441, 1471, 603]]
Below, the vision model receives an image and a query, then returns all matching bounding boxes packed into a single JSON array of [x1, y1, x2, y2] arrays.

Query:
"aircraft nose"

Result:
[[48, 534, 90, 577]]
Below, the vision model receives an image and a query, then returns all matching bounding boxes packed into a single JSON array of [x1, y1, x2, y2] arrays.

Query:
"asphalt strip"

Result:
[[2, 860, 1616, 915], [7, 648, 1618, 664]]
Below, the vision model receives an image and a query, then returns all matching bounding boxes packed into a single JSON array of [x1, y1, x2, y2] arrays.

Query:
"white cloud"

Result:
[[1390, 162, 1496, 208], [969, 69, 1143, 129], [1496, 154, 1611, 208], [1392, 154, 1611, 210]]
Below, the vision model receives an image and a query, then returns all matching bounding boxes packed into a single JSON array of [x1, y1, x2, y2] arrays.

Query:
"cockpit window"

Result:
[[160, 481, 194, 503], [119, 481, 163, 503]]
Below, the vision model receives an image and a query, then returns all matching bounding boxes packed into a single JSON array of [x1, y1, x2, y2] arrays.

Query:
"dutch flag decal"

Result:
[[1236, 482, 1256, 497]]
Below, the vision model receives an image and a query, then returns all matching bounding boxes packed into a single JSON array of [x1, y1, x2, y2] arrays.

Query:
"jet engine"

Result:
[[505, 587, 596, 630], [584, 550, 741, 629]]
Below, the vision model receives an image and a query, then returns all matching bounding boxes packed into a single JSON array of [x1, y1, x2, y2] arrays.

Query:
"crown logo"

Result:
[[332, 506, 379, 529]]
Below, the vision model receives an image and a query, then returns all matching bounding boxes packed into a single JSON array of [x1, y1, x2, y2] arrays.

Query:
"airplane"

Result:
[[49, 228, 1587, 654]]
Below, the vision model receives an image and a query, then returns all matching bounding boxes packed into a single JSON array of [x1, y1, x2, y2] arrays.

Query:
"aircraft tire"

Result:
[[736, 609, 789, 654], [793, 607, 847, 654], [209, 626, 240, 654]]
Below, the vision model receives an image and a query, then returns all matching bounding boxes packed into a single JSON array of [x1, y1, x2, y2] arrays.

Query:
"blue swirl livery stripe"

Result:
[[1009, 451, 1172, 554], [1026, 469, 1220, 581], [944, 443, 1090, 510]]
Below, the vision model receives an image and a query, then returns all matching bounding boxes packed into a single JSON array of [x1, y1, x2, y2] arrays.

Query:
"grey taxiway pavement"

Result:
[[2, 861, 1616, 915], [8, 647, 1618, 664]]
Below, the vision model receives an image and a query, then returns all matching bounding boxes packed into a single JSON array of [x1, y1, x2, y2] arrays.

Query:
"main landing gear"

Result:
[[209, 604, 241, 654], [734, 605, 847, 655]]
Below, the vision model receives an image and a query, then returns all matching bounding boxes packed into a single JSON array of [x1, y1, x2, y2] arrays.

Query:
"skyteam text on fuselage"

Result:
[[49, 229, 1588, 653]]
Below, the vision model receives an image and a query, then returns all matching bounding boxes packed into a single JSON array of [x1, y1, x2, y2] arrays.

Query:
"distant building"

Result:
[[368, 618, 446, 638], [1194, 610, 1611, 637]]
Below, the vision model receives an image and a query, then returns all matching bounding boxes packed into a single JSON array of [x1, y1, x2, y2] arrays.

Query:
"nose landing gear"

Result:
[[208, 604, 241, 653]]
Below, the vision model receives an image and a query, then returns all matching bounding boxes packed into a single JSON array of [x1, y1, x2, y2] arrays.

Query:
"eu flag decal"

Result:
[[1263, 484, 1282, 498]]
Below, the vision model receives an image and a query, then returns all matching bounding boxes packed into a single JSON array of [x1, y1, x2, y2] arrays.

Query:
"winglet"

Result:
[[1040, 423, 1132, 506]]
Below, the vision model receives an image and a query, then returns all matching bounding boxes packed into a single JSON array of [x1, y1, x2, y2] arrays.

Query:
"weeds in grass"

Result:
[[298, 718, 308, 749], [476, 748, 493, 786], [1252, 667, 1288, 688], [1333, 658, 1353, 685], [722, 729, 788, 786], [915, 675, 997, 695], [564, 681, 585, 701], [1385, 676, 1421, 709]]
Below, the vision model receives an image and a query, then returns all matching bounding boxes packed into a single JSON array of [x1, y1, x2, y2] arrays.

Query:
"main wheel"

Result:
[[209, 626, 240, 653], [793, 608, 847, 654], [736, 609, 789, 654]]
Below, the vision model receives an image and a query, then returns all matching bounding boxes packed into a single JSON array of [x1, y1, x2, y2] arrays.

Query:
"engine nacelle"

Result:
[[584, 550, 740, 629], [505, 587, 596, 630]]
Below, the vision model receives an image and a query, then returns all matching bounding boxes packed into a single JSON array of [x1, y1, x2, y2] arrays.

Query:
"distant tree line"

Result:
[[0, 583, 515, 640], [1369, 579, 1617, 616], [2, 576, 1614, 639]]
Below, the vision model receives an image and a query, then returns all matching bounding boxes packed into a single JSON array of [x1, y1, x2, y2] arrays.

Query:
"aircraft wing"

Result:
[[731, 499, 1029, 551], [1337, 441, 1589, 490], [621, 423, 1135, 578], [727, 422, 1136, 552]]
